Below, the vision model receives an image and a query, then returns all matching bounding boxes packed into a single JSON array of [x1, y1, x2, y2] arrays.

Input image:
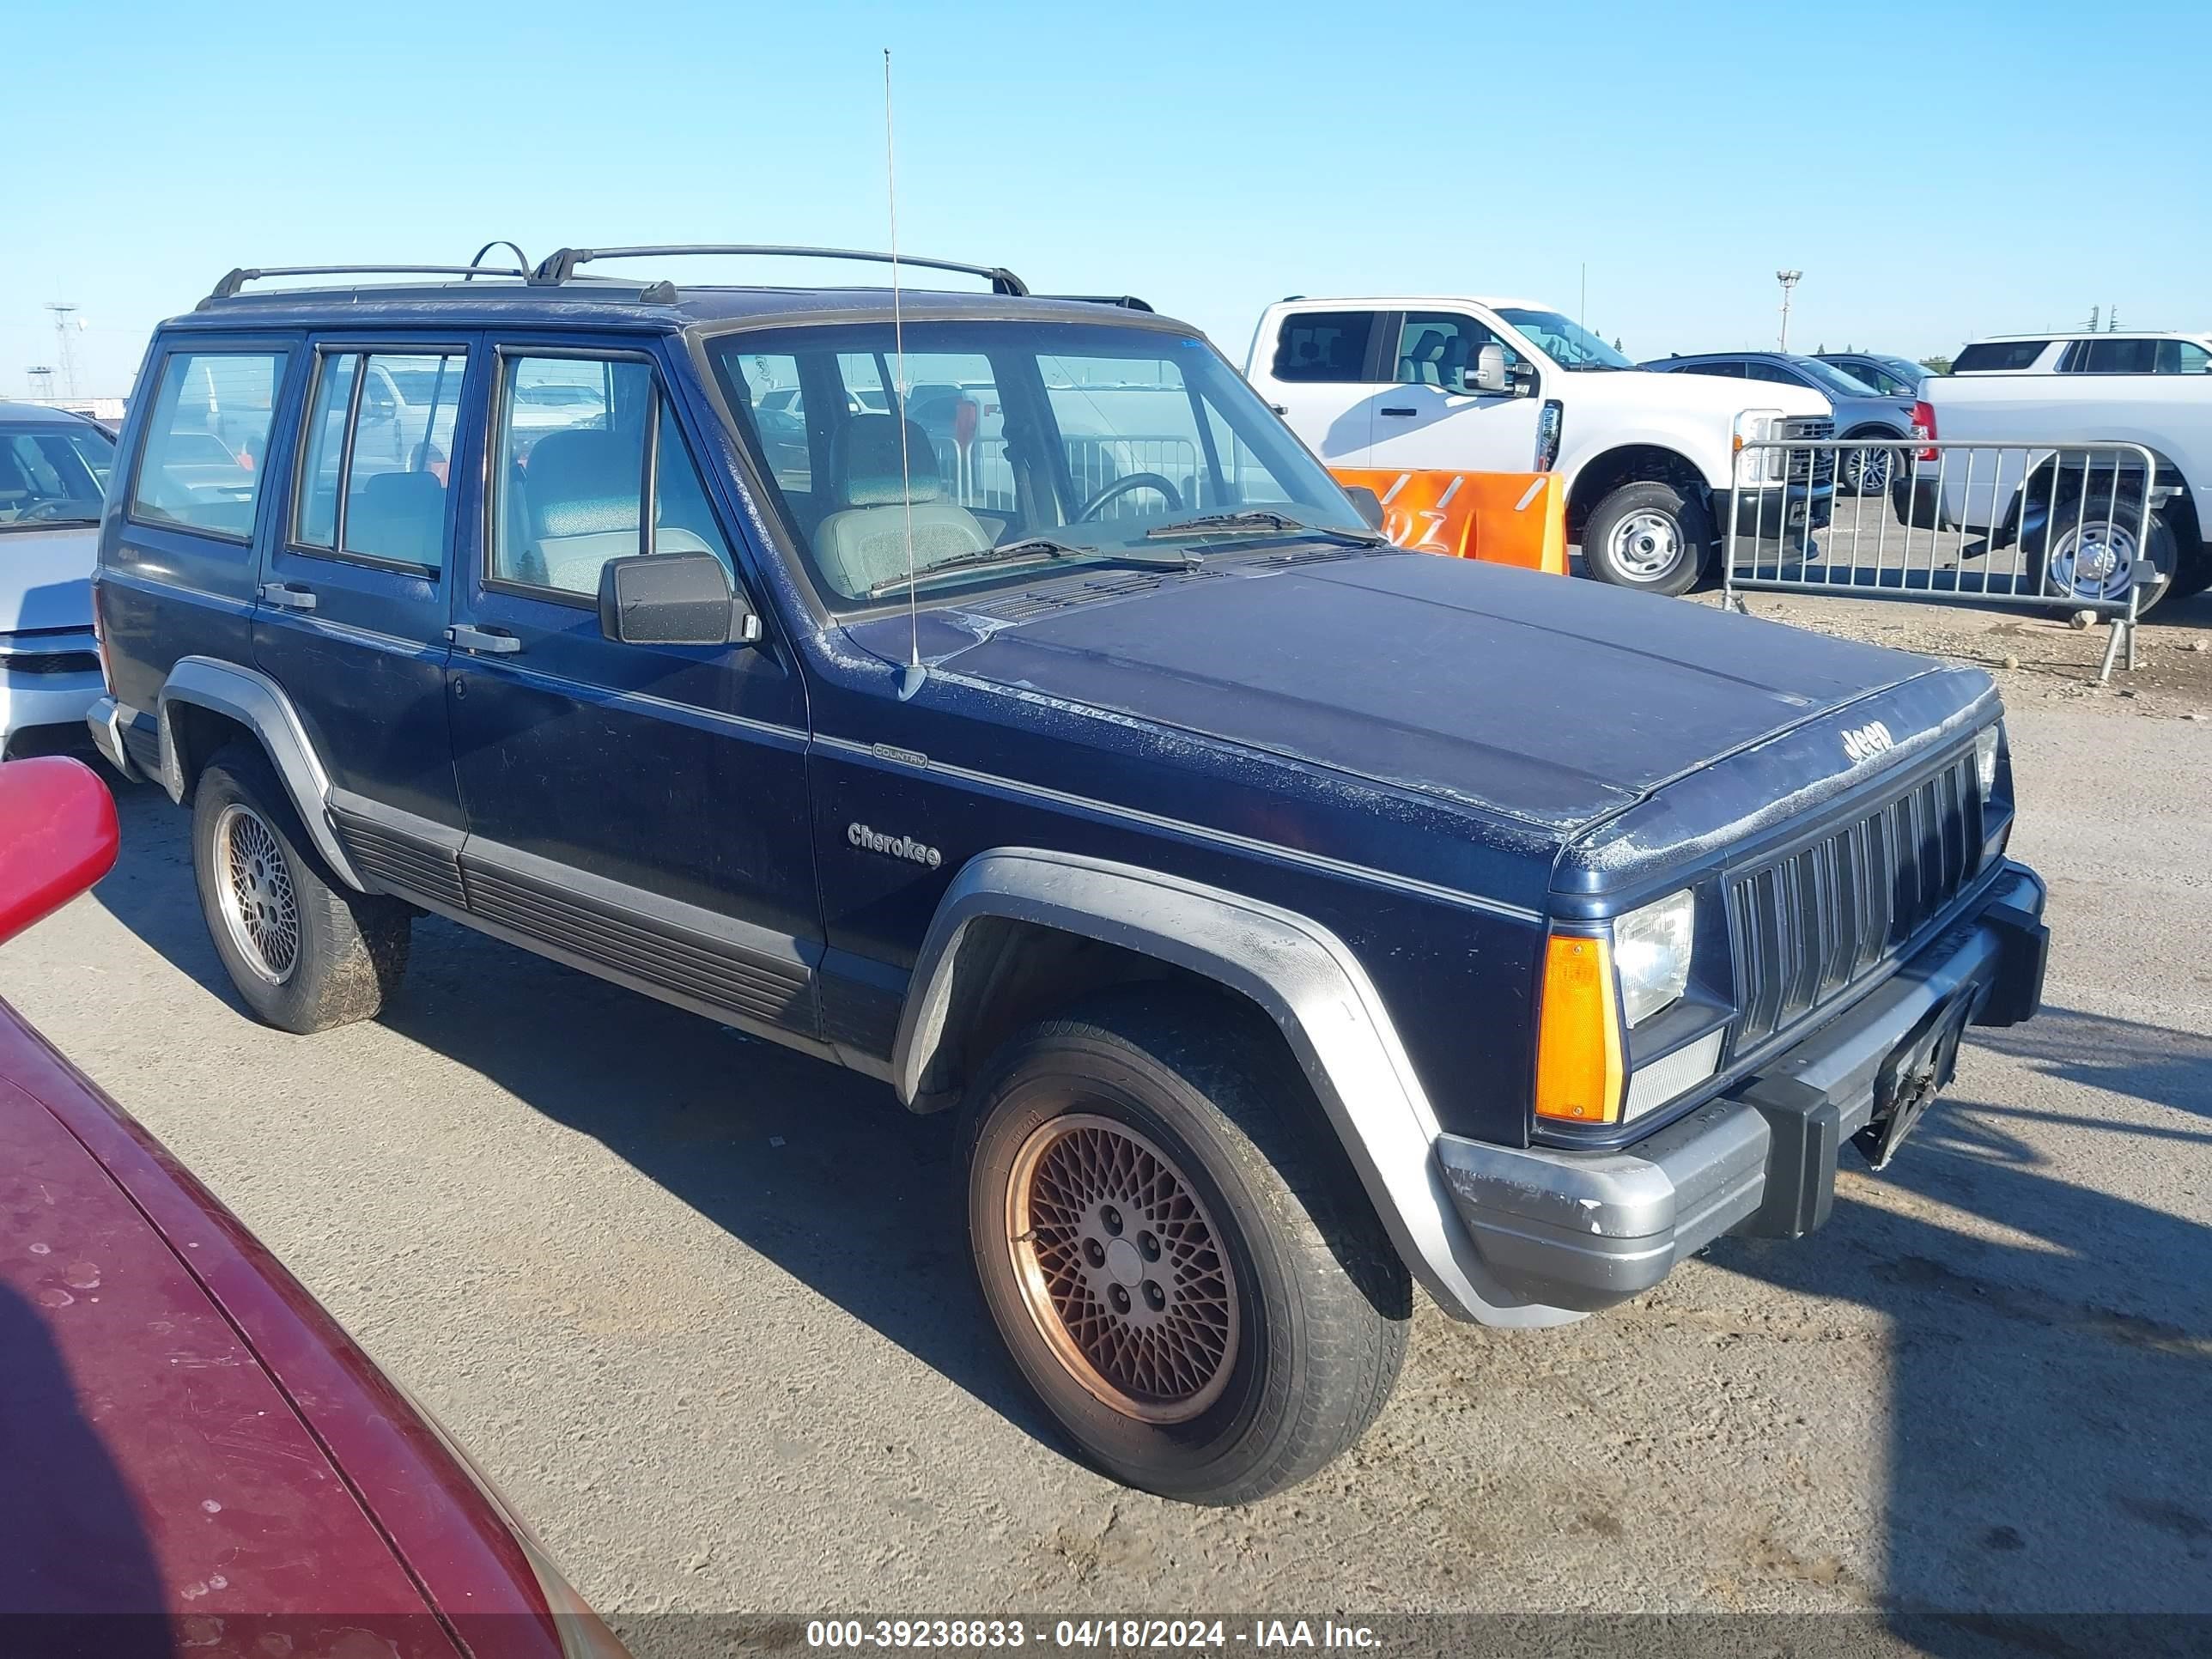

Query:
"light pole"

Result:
[[1775, 270, 1802, 352]]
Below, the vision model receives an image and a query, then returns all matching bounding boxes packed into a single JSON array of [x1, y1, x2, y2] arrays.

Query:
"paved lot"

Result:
[[4, 593, 2210, 1650]]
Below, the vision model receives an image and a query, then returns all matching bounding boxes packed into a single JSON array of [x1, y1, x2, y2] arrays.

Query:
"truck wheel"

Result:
[[964, 992, 1410, 1505], [2036, 489, 2178, 618], [191, 743, 410, 1034], [1582, 481, 1712, 596]]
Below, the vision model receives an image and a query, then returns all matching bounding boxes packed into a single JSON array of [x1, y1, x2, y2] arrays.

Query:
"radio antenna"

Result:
[[884, 47, 926, 699]]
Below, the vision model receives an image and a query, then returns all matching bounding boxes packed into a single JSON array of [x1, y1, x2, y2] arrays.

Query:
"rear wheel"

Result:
[[191, 744, 410, 1033], [2033, 488, 2178, 617], [1581, 480, 1712, 596], [964, 993, 1410, 1504]]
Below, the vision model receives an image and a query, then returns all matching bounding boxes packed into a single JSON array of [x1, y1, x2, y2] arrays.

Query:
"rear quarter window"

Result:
[[1954, 341, 2048, 372], [129, 349, 286, 540]]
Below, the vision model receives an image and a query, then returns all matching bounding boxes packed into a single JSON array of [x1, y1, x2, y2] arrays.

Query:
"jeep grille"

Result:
[[1728, 747, 1981, 1051]]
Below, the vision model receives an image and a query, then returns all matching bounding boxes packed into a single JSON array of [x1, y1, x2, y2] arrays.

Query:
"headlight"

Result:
[[1731, 409, 1785, 487], [1612, 889, 1695, 1027], [1974, 723, 2002, 801]]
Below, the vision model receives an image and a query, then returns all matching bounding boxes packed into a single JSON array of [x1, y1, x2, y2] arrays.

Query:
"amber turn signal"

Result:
[[1534, 933, 1625, 1125]]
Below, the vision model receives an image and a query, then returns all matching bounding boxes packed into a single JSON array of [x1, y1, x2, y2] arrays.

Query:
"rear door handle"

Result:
[[258, 582, 317, 611], [1380, 406, 1419, 417], [1267, 403, 1288, 416], [446, 623, 522, 655]]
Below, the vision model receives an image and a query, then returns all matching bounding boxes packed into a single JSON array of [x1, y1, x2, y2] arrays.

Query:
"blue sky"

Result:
[[11, 0, 2209, 398]]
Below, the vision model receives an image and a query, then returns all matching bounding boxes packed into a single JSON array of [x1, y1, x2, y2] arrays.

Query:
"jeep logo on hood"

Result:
[[1842, 720, 1895, 764]]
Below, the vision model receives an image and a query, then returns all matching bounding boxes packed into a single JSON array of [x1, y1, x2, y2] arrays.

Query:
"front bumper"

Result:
[[1435, 861, 2047, 1314], [1719, 481, 1834, 544], [2, 660, 106, 758]]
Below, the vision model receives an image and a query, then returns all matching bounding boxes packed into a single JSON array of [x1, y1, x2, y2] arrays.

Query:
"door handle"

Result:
[[1380, 406, 1419, 417], [446, 623, 522, 655], [258, 582, 318, 611], [1267, 403, 1288, 416]]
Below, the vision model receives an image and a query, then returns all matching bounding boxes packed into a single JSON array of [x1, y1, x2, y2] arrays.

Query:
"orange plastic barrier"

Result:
[[1333, 467, 1567, 575]]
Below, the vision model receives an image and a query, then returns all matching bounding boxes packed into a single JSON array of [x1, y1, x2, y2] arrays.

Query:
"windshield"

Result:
[[1794, 356, 1881, 398], [710, 321, 1369, 608], [1495, 308, 1633, 371], [1, 422, 115, 530]]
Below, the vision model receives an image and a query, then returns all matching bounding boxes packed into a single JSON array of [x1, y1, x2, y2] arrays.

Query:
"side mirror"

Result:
[[1344, 485, 1385, 531], [597, 551, 763, 647], [0, 757, 120, 948], [1469, 343, 1513, 395]]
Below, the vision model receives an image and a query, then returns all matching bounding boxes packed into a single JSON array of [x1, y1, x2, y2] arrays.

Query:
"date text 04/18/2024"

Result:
[[804, 1620, 1380, 1650]]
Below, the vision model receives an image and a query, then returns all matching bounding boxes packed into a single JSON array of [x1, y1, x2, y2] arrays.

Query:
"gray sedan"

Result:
[[1639, 350, 1920, 494]]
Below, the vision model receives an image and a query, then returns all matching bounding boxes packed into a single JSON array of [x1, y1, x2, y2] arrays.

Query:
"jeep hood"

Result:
[[854, 552, 1957, 832]]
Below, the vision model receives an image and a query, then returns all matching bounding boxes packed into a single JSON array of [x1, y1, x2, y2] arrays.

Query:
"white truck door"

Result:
[[1249, 307, 1390, 467], [1366, 310, 1543, 475]]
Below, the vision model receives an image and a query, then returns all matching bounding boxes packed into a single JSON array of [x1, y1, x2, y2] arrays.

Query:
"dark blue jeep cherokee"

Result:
[[88, 246, 2048, 1505]]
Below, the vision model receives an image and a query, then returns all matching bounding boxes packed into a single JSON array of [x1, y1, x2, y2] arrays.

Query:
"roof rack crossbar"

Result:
[[530, 244, 1030, 297], [206, 263, 532, 302]]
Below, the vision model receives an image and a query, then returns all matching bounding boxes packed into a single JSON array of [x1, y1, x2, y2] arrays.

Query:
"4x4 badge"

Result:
[[848, 823, 943, 869], [1842, 720, 1895, 764]]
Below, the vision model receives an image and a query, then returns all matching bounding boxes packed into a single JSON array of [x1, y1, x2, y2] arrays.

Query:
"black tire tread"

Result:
[[967, 988, 1409, 1505], [191, 743, 410, 1034]]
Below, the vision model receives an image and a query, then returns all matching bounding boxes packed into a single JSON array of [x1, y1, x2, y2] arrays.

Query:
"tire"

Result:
[[2031, 488, 2179, 618], [963, 991, 1410, 1505], [1581, 479, 1713, 596], [1839, 433, 1903, 496], [191, 743, 410, 1034]]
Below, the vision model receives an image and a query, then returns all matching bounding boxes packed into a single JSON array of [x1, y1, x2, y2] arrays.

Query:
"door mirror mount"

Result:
[[597, 552, 761, 647]]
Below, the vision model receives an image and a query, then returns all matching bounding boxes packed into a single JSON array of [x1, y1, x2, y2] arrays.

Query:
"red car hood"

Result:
[[0, 999, 570, 1656]]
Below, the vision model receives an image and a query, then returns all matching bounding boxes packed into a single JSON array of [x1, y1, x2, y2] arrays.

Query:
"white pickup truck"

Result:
[[1902, 371, 2211, 613], [1245, 296, 1834, 593]]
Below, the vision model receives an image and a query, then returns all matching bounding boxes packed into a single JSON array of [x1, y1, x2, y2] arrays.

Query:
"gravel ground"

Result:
[[3, 581, 2209, 1652]]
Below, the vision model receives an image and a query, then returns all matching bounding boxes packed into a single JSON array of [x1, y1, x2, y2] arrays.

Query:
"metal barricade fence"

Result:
[[1723, 438, 2160, 684], [932, 435, 1205, 520]]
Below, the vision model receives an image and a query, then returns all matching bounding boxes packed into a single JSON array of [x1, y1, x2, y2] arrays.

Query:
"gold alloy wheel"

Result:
[[1004, 1113, 1240, 1424]]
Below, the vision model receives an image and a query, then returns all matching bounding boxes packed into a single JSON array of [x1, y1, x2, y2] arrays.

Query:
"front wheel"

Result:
[[1581, 480, 1713, 596], [964, 994, 1410, 1504]]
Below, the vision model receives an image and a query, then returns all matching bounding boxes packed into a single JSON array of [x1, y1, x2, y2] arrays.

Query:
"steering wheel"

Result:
[[19, 500, 85, 524], [1073, 471, 1184, 523]]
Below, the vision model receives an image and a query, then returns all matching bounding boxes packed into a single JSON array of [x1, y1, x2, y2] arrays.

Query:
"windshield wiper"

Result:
[[0, 515, 100, 532], [865, 538, 1195, 599], [1144, 511, 1389, 548]]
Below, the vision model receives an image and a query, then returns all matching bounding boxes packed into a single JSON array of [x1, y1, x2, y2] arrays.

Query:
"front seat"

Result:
[[812, 415, 992, 597], [1398, 329, 1449, 385], [522, 428, 644, 592]]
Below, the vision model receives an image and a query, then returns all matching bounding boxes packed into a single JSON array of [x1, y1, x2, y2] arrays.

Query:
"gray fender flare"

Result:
[[157, 656, 368, 891], [893, 848, 1577, 1328]]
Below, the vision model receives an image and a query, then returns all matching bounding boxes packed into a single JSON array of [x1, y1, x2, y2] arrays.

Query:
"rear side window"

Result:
[[293, 349, 466, 568], [1272, 312, 1378, 382], [492, 356, 734, 599], [129, 351, 285, 539], [2060, 337, 2203, 374], [1954, 341, 2047, 372], [1674, 361, 1746, 378], [1745, 362, 1802, 386]]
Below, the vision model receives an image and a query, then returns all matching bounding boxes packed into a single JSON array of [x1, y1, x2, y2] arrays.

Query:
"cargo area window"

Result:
[[292, 349, 466, 570], [1953, 340, 2047, 372], [128, 351, 286, 541], [490, 356, 735, 600]]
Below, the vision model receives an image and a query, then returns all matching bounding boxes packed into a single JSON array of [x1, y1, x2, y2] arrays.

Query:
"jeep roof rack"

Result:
[[530, 244, 1030, 298], [1039, 295, 1154, 312], [202, 241, 534, 305]]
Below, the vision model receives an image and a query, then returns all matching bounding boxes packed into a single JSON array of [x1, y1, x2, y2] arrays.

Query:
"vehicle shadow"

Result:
[[0, 1281, 173, 1654], [85, 781, 1060, 1452], [1700, 1018, 2212, 1648]]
